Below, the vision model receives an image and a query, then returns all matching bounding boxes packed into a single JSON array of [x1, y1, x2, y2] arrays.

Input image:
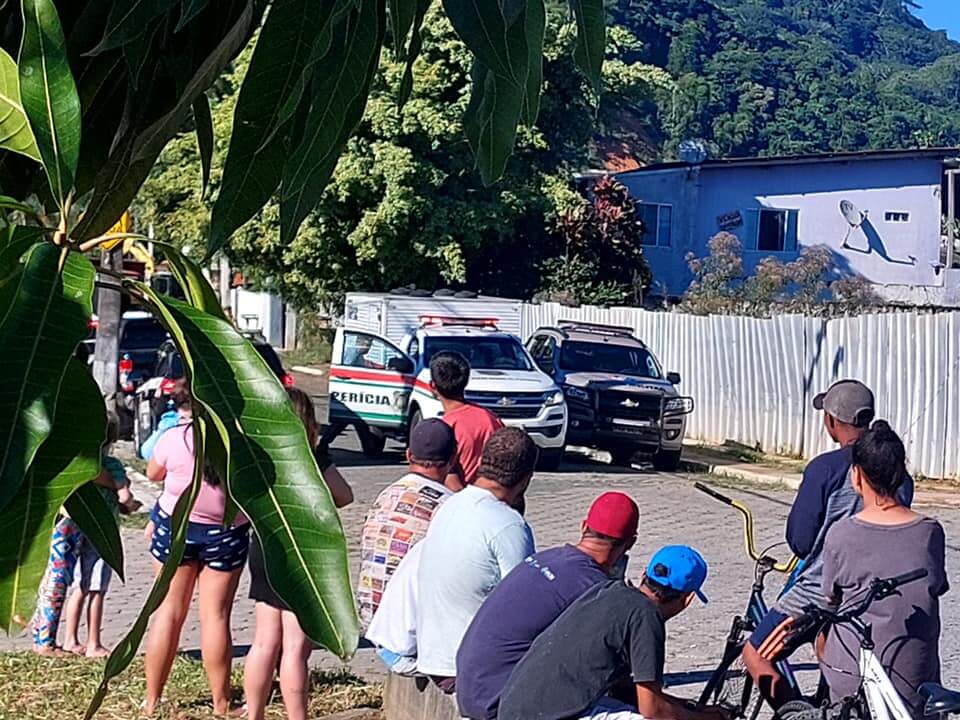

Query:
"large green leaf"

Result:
[[390, 0, 417, 58], [0, 245, 95, 510], [569, 0, 605, 93], [152, 241, 225, 320], [141, 287, 358, 656], [19, 0, 82, 209], [280, 0, 385, 245], [176, 0, 211, 32], [85, 417, 205, 719], [0, 360, 104, 632], [192, 93, 213, 196], [208, 0, 344, 256], [0, 48, 40, 162], [91, 0, 180, 55], [463, 60, 524, 185], [73, 0, 258, 241], [63, 482, 124, 581], [520, 0, 545, 126], [442, 0, 521, 82]]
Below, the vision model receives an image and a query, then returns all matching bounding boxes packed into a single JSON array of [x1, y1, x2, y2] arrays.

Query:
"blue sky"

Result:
[[911, 0, 960, 40]]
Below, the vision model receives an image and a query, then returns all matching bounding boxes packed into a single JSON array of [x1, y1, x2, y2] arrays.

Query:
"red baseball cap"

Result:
[[585, 492, 639, 540]]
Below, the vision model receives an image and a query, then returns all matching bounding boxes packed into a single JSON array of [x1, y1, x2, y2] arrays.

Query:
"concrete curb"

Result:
[[292, 365, 326, 376], [680, 454, 802, 491]]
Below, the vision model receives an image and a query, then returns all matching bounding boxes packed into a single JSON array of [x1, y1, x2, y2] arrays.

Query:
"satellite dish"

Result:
[[839, 200, 865, 248]]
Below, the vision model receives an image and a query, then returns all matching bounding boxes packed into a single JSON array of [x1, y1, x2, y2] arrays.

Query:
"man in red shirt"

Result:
[[430, 351, 504, 490]]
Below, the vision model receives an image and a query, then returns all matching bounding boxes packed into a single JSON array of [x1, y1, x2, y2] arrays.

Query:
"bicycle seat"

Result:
[[920, 683, 960, 715]]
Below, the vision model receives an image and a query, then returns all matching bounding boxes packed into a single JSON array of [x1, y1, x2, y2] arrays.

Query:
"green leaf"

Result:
[[569, 0, 605, 93], [441, 0, 520, 82], [208, 0, 345, 256], [520, 0, 545, 126], [73, 0, 258, 241], [0, 227, 45, 309], [280, 0, 385, 245], [0, 245, 95, 510], [0, 194, 41, 218], [90, 0, 180, 55], [0, 360, 104, 632], [85, 417, 205, 720], [390, 0, 417, 58], [152, 241, 226, 320], [0, 48, 40, 162], [63, 482, 124, 581], [463, 60, 524, 185], [140, 287, 359, 656], [192, 93, 213, 197], [19, 0, 82, 209], [397, 0, 432, 106], [176, 0, 210, 32]]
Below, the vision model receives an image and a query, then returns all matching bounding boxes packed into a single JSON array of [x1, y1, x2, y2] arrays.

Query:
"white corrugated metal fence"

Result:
[[520, 303, 960, 479]]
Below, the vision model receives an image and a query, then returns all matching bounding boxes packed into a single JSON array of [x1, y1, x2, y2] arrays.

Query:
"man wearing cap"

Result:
[[499, 546, 726, 720], [456, 492, 640, 720], [356, 418, 459, 628], [742, 379, 914, 707], [416, 427, 538, 691]]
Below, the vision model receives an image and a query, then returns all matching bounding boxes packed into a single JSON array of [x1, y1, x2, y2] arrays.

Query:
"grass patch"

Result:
[[118, 512, 150, 530], [0, 652, 382, 719]]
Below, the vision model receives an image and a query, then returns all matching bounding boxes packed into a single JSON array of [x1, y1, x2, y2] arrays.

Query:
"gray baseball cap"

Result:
[[813, 380, 875, 427]]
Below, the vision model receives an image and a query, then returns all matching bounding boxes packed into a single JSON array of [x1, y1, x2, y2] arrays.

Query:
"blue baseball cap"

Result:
[[646, 545, 709, 603]]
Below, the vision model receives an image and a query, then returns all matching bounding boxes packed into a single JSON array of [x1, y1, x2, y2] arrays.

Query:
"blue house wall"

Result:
[[616, 153, 954, 299]]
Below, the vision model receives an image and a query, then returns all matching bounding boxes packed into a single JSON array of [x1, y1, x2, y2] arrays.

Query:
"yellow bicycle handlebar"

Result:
[[694, 482, 798, 574]]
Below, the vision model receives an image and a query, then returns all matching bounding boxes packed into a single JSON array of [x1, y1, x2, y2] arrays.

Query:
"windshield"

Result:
[[424, 336, 533, 371], [120, 319, 167, 350], [559, 341, 662, 378]]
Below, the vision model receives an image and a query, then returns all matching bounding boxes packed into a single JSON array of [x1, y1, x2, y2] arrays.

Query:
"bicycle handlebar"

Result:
[[694, 481, 797, 574]]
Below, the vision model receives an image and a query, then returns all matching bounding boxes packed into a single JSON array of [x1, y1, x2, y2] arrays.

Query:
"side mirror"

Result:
[[667, 371, 681, 385], [388, 356, 415, 374]]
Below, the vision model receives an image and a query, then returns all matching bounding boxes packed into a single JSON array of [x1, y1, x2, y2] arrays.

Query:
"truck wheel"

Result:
[[357, 424, 386, 457], [609, 447, 636, 467], [408, 408, 423, 439], [537, 447, 564, 471], [653, 448, 683, 472]]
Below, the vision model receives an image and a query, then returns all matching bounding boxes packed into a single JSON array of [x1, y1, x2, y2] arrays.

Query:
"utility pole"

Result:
[[92, 246, 123, 396]]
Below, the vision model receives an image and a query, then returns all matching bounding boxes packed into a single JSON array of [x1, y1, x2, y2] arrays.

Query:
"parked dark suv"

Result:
[[526, 321, 693, 469]]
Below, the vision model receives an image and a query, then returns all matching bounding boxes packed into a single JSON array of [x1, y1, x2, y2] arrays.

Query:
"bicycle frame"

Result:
[[859, 646, 912, 720]]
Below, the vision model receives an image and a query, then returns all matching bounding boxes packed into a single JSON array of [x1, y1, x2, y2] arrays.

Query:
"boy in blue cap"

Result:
[[498, 546, 728, 720]]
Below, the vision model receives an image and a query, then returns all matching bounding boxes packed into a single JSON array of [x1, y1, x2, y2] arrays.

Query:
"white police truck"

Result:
[[326, 291, 568, 468]]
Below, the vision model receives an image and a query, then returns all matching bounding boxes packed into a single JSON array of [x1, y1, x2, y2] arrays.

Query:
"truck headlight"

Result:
[[664, 397, 694, 415], [563, 386, 589, 402], [543, 390, 565, 406]]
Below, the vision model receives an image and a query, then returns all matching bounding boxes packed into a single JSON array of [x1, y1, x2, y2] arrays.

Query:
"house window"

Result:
[[884, 211, 910, 223], [638, 203, 672, 247], [758, 209, 788, 251]]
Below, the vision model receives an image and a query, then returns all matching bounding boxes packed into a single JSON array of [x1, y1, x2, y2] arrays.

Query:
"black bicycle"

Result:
[[696, 482, 800, 720]]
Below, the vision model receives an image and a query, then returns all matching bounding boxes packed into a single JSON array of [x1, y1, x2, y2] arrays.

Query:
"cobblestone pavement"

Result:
[[5, 435, 960, 697]]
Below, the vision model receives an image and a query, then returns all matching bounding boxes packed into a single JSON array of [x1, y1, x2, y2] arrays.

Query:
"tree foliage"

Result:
[[681, 232, 879, 317]]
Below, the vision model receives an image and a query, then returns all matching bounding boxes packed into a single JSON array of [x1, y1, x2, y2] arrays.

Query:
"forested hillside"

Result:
[[614, 0, 960, 159]]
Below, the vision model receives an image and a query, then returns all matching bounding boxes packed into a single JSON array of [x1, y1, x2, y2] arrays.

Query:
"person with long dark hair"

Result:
[[142, 382, 250, 716]]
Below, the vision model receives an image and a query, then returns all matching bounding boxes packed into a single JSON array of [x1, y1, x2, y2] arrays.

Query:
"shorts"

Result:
[[747, 607, 819, 657], [73, 536, 112, 593], [149, 505, 250, 571], [247, 534, 288, 609]]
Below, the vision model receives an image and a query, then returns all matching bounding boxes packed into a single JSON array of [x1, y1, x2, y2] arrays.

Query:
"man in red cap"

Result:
[[455, 492, 639, 720]]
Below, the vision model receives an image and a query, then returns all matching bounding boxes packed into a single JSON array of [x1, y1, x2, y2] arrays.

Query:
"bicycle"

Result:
[[695, 481, 800, 720], [775, 568, 960, 720]]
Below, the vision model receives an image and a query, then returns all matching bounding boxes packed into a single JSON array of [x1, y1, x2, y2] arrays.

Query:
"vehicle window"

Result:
[[528, 336, 544, 359], [423, 337, 533, 371], [120, 319, 167, 350], [540, 337, 556, 363], [169, 353, 185, 379], [558, 341, 662, 378], [254, 343, 285, 377], [342, 332, 406, 370]]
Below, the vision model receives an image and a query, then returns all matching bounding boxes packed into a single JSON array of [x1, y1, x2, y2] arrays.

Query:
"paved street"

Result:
[[5, 433, 960, 696]]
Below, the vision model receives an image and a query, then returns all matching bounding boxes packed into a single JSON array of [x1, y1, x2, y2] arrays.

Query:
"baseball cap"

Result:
[[408, 419, 457, 462], [813, 379, 875, 427], [585, 492, 639, 541], [646, 545, 709, 603]]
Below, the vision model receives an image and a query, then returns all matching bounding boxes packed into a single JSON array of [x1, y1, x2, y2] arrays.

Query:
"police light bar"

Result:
[[419, 315, 499, 328]]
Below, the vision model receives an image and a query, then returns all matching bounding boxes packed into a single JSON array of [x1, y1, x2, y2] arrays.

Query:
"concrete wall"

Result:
[[618, 156, 947, 297]]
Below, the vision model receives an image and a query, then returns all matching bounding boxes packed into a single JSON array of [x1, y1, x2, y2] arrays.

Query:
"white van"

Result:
[[326, 292, 567, 468]]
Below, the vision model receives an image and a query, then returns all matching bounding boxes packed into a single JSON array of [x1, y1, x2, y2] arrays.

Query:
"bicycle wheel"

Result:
[[701, 650, 763, 720]]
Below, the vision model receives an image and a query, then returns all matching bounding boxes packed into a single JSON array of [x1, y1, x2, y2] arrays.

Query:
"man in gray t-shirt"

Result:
[[820, 516, 948, 715]]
